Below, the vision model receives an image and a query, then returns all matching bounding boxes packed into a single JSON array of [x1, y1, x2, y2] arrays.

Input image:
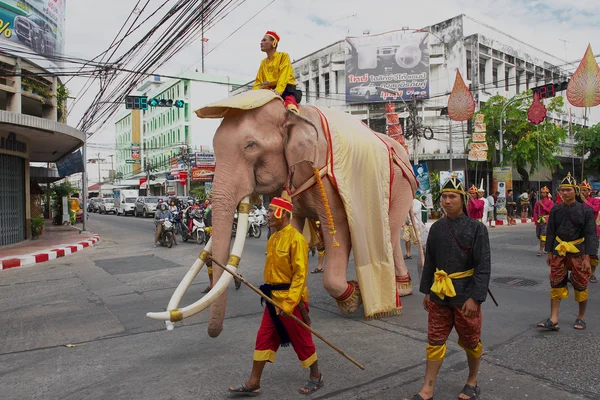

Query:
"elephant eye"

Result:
[[245, 141, 256, 149]]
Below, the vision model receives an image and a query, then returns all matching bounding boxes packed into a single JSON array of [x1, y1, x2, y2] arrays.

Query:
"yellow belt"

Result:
[[537, 215, 548, 224], [430, 268, 475, 300], [555, 237, 585, 256]]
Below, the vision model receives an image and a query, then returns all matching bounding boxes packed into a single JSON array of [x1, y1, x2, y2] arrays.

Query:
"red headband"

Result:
[[270, 196, 292, 219], [265, 30, 280, 43]]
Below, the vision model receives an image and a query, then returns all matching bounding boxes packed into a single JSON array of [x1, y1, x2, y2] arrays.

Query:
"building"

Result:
[[0, 1, 85, 246], [113, 72, 248, 196], [233, 14, 595, 191]]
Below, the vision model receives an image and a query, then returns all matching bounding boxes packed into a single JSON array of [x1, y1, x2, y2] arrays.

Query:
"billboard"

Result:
[[56, 149, 84, 177], [492, 167, 512, 214], [0, 0, 65, 69], [345, 31, 430, 103]]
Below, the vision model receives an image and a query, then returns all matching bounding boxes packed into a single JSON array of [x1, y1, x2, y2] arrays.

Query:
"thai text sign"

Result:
[[345, 31, 430, 103]]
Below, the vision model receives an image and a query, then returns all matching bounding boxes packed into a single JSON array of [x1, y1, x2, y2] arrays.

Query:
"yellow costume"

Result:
[[252, 51, 297, 95]]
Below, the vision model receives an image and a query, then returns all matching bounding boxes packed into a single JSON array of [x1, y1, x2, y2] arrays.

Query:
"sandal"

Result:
[[299, 373, 323, 395], [574, 318, 586, 330], [201, 286, 211, 294], [311, 268, 324, 274], [228, 383, 260, 397], [536, 252, 542, 257], [537, 318, 560, 331], [406, 395, 433, 400], [590, 275, 598, 283], [404, 255, 412, 259], [458, 384, 480, 399]]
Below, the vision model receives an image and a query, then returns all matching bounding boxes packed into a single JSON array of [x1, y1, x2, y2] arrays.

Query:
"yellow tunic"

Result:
[[252, 51, 297, 95], [264, 224, 309, 315]]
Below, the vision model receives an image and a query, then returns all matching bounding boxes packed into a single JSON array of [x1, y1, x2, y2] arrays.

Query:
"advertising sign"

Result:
[[345, 31, 430, 103], [131, 142, 141, 160], [0, 0, 66, 69], [56, 149, 84, 177], [440, 171, 466, 189], [192, 166, 215, 182], [194, 151, 215, 167], [492, 167, 512, 214], [170, 157, 180, 176]]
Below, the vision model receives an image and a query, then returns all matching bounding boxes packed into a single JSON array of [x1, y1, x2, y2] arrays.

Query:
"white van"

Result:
[[114, 189, 139, 216]]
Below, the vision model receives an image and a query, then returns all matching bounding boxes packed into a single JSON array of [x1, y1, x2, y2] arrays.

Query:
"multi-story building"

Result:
[[114, 71, 248, 195], [233, 14, 595, 190], [0, 1, 85, 246]]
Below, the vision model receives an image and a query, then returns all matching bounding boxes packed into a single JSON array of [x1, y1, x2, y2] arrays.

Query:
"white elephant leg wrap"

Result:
[[335, 280, 362, 314]]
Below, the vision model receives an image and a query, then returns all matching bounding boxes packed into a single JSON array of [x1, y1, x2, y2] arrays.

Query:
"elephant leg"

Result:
[[390, 174, 414, 297]]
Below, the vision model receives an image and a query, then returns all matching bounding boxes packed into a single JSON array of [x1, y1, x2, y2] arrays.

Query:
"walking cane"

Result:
[[208, 256, 365, 370]]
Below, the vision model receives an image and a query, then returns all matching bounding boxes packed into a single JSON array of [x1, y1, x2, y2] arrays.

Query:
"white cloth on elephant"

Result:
[[320, 107, 416, 319]]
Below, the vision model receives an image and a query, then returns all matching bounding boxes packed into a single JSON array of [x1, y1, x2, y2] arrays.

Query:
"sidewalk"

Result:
[[0, 220, 99, 270]]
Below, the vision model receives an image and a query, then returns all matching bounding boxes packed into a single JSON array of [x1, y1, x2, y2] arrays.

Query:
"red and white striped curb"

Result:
[[0, 234, 100, 270], [494, 218, 535, 225]]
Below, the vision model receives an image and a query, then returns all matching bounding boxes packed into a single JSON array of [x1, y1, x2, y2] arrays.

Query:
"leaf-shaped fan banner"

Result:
[[448, 69, 475, 121], [528, 92, 547, 125], [566, 44, 600, 108]]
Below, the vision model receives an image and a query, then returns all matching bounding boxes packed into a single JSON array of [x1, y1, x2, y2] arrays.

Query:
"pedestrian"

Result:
[[228, 194, 323, 396], [529, 189, 537, 218], [466, 185, 484, 221], [478, 188, 489, 226], [403, 196, 422, 259], [533, 186, 554, 256], [506, 189, 516, 225], [404, 173, 491, 400], [579, 180, 600, 283], [492, 191, 499, 223], [537, 173, 597, 331], [519, 191, 529, 219]]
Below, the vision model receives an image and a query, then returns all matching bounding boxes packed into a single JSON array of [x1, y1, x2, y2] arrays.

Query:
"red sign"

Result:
[[192, 166, 215, 182], [179, 172, 188, 185]]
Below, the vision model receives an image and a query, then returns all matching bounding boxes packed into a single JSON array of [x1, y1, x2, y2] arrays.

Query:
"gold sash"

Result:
[[430, 268, 474, 300], [554, 237, 584, 256]]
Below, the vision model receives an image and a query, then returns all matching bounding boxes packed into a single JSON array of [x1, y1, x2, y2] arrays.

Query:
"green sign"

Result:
[[126, 160, 141, 164]]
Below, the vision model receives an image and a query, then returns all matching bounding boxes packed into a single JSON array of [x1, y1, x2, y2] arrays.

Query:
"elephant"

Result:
[[147, 90, 418, 337]]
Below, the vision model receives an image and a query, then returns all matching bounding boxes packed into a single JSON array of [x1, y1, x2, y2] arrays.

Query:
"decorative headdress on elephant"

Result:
[[560, 172, 577, 188]]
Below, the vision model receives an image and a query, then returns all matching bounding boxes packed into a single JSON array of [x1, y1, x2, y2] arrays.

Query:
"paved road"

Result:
[[0, 213, 598, 399]]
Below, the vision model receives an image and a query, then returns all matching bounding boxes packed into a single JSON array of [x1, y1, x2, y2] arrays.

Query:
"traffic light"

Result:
[[531, 80, 569, 100], [147, 98, 184, 107], [125, 95, 148, 110]]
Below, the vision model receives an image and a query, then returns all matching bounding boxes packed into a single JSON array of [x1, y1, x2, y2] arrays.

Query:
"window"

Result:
[[305, 81, 310, 102], [315, 78, 320, 98], [505, 70, 509, 91], [466, 51, 472, 80], [516, 73, 521, 94], [324, 74, 330, 96], [479, 62, 486, 86], [492, 67, 498, 87]]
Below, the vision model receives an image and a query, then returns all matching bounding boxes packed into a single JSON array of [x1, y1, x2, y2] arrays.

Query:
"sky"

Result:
[[58, 0, 600, 183]]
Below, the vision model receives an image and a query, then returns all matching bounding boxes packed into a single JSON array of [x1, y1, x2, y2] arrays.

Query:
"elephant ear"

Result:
[[283, 110, 320, 168]]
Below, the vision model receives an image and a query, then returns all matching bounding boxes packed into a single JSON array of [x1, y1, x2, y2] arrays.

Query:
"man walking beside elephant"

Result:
[[405, 174, 491, 400], [229, 194, 323, 396]]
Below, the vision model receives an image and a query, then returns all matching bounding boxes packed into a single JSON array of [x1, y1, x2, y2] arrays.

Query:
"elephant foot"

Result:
[[334, 280, 362, 314], [396, 274, 413, 297]]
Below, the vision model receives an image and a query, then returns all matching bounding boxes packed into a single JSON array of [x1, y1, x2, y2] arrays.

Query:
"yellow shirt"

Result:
[[264, 224, 309, 314], [252, 51, 297, 94]]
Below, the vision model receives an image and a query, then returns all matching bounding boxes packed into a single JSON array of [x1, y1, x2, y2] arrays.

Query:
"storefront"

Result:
[[0, 132, 30, 245]]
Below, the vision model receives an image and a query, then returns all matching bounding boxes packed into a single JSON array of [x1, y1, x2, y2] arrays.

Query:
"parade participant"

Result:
[[229, 193, 323, 396], [537, 173, 597, 331], [580, 180, 600, 283], [405, 173, 491, 400], [252, 31, 301, 113], [533, 186, 554, 257], [478, 187, 489, 226], [506, 189, 516, 225], [519, 192, 530, 219], [466, 185, 484, 221]]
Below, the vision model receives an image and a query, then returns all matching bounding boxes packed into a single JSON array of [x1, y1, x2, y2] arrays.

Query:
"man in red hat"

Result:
[[580, 180, 600, 283], [466, 185, 484, 221], [533, 186, 554, 257], [252, 30, 301, 113], [229, 193, 323, 396]]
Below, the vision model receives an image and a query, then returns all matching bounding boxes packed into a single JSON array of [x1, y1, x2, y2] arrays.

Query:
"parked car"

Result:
[[13, 14, 55, 56], [88, 197, 103, 213], [99, 198, 116, 214], [134, 196, 160, 218]]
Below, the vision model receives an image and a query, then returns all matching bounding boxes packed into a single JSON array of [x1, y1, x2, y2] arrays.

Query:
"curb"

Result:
[[0, 234, 100, 270]]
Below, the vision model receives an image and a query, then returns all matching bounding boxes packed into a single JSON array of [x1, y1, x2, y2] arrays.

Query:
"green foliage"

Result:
[[56, 85, 70, 123], [189, 186, 206, 201], [429, 171, 441, 211], [31, 216, 45, 235], [573, 123, 600, 176], [50, 181, 77, 211], [477, 93, 567, 181], [21, 76, 51, 101], [69, 210, 76, 225]]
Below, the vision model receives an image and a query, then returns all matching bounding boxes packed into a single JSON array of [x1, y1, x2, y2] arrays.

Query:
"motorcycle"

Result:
[[250, 209, 267, 227], [158, 219, 175, 248], [182, 208, 207, 244], [247, 214, 262, 238]]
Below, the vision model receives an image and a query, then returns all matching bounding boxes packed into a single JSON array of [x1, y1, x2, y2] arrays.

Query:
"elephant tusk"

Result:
[[146, 196, 251, 324]]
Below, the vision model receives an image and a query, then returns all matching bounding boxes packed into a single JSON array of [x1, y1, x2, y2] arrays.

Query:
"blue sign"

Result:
[[56, 149, 84, 177]]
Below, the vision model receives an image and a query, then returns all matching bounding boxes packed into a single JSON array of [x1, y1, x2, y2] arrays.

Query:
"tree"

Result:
[[477, 93, 567, 186], [573, 123, 600, 177], [189, 185, 206, 201]]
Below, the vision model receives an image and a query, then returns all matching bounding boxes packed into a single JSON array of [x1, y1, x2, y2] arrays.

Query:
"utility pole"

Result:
[[109, 154, 114, 183], [82, 137, 88, 232], [144, 142, 151, 196], [97, 152, 101, 195]]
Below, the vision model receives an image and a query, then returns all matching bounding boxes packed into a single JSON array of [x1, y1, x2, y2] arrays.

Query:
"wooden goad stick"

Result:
[[208, 256, 365, 370]]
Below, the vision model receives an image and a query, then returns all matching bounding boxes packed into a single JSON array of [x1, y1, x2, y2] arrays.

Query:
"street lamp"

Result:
[[499, 94, 528, 165]]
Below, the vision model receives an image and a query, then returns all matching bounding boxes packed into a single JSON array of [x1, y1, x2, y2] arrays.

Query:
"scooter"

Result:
[[247, 214, 262, 238], [251, 209, 267, 227], [158, 219, 175, 248]]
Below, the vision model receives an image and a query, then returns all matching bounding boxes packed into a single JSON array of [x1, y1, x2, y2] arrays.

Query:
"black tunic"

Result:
[[419, 213, 491, 307], [544, 202, 598, 255]]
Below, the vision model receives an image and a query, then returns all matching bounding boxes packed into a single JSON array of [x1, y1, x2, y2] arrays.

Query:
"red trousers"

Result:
[[254, 302, 317, 368], [549, 254, 589, 291], [428, 301, 481, 348]]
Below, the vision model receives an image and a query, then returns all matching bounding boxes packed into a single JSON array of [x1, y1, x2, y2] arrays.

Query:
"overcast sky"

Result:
[[63, 0, 600, 183]]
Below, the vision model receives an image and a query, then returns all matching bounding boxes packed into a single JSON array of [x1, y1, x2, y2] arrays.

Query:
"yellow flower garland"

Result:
[[314, 167, 340, 247]]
